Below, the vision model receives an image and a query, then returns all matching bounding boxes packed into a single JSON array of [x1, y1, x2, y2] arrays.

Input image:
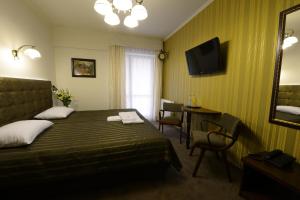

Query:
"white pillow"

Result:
[[276, 105, 300, 115], [0, 120, 53, 148], [35, 106, 74, 119]]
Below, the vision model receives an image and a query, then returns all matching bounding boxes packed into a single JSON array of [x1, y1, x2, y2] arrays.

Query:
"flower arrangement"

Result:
[[55, 89, 73, 107]]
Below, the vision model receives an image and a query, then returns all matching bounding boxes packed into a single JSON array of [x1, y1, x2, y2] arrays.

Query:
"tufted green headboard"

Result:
[[0, 77, 52, 126], [277, 85, 300, 107]]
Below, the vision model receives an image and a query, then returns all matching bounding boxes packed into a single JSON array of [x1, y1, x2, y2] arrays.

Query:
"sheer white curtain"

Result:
[[153, 53, 162, 121], [125, 48, 162, 121]]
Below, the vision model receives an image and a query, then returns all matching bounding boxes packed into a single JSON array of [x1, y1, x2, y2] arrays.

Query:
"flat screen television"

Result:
[[185, 37, 224, 75]]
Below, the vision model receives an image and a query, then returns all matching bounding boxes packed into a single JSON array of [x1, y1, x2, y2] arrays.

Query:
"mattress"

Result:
[[0, 109, 182, 187]]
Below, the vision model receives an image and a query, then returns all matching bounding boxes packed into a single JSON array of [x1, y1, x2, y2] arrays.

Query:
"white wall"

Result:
[[53, 27, 162, 111], [54, 47, 109, 110], [0, 0, 54, 81], [280, 39, 300, 85], [279, 11, 300, 86]]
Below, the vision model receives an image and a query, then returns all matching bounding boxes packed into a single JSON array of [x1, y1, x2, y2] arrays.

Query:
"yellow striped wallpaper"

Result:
[[163, 0, 300, 164]]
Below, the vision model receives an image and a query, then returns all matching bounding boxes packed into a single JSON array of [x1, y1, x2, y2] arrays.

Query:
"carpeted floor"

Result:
[[10, 124, 244, 200]]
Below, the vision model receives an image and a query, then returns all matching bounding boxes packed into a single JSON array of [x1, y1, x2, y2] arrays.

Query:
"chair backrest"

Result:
[[218, 113, 241, 141], [163, 102, 183, 112]]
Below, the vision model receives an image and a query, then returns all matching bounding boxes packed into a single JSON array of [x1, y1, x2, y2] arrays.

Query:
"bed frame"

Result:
[[277, 85, 300, 107], [0, 77, 52, 127], [0, 77, 181, 189], [275, 85, 300, 123]]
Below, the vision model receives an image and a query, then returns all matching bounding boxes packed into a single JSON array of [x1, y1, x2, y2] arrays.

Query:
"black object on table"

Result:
[[248, 150, 296, 168]]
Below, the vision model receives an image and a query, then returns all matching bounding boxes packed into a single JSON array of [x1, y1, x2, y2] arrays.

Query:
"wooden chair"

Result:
[[190, 113, 241, 181], [158, 102, 184, 143]]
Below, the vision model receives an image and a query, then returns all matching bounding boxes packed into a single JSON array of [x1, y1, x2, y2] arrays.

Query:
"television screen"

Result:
[[185, 37, 224, 75]]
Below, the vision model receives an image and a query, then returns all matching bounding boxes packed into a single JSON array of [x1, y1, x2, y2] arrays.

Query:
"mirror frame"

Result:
[[269, 4, 300, 130]]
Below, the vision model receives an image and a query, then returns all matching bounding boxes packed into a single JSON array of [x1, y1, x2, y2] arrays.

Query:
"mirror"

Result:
[[270, 4, 300, 129]]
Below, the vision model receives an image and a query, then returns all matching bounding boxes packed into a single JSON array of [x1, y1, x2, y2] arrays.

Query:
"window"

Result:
[[125, 49, 156, 120]]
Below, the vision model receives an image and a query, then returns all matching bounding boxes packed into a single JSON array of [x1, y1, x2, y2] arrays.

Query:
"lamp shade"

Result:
[[23, 48, 41, 59], [94, 0, 112, 15], [282, 42, 292, 49], [94, 0, 148, 28], [113, 0, 132, 11], [104, 12, 120, 25], [131, 4, 148, 20], [124, 15, 138, 28], [284, 36, 298, 45]]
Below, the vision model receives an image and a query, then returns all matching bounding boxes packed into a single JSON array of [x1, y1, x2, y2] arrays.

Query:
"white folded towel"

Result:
[[107, 116, 121, 122], [118, 111, 144, 124]]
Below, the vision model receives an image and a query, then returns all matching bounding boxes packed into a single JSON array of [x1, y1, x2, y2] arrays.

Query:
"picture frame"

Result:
[[71, 58, 96, 78]]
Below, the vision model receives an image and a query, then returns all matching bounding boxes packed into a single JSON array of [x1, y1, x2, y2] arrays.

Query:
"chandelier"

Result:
[[94, 0, 148, 28]]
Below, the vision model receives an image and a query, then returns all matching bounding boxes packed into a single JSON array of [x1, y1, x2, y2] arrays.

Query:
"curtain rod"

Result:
[[116, 45, 161, 52], [54, 45, 161, 52]]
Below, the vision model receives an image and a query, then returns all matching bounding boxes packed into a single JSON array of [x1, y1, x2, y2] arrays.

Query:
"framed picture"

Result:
[[71, 58, 96, 78]]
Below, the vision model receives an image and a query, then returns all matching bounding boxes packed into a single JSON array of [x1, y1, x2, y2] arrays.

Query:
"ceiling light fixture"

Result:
[[113, 0, 132, 11], [131, 3, 148, 20], [94, 0, 148, 28], [94, 0, 112, 15], [12, 45, 41, 60], [104, 12, 120, 25], [124, 15, 138, 28], [282, 29, 298, 49]]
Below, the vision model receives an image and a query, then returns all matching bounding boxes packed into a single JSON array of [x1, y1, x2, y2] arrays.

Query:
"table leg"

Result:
[[186, 111, 191, 149]]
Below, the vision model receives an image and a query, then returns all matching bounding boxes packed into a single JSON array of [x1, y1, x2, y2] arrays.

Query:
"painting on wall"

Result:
[[71, 58, 96, 78]]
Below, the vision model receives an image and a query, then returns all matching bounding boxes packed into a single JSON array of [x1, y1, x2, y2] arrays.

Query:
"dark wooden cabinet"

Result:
[[239, 156, 300, 200]]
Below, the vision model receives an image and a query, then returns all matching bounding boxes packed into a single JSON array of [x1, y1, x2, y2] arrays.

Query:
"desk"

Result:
[[184, 106, 221, 149], [240, 156, 300, 199]]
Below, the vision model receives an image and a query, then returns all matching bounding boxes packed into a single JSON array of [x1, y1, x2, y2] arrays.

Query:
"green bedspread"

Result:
[[0, 109, 182, 187]]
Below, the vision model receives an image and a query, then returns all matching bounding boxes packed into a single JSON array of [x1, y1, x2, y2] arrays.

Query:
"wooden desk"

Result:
[[240, 156, 300, 199], [184, 106, 221, 149]]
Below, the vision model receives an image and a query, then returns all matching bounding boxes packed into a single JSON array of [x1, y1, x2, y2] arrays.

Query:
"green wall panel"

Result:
[[163, 0, 300, 164]]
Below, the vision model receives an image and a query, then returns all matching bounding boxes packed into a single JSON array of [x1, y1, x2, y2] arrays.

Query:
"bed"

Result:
[[275, 85, 300, 123], [0, 77, 182, 188]]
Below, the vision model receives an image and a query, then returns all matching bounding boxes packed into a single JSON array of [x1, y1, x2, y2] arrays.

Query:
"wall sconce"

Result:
[[158, 49, 169, 61], [12, 45, 41, 60], [52, 85, 58, 92], [282, 29, 298, 49]]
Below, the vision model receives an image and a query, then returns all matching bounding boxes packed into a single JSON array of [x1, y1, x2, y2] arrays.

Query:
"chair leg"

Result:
[[158, 123, 161, 131], [189, 145, 195, 156], [215, 152, 220, 160], [179, 127, 182, 144], [161, 124, 164, 133], [221, 151, 232, 182], [193, 149, 206, 177]]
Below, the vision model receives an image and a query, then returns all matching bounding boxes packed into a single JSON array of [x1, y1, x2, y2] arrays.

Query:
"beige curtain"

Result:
[[109, 46, 162, 121], [153, 53, 163, 121], [108, 45, 125, 109]]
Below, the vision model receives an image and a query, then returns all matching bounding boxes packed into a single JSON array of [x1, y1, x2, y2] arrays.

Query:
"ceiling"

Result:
[[24, 0, 212, 39]]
